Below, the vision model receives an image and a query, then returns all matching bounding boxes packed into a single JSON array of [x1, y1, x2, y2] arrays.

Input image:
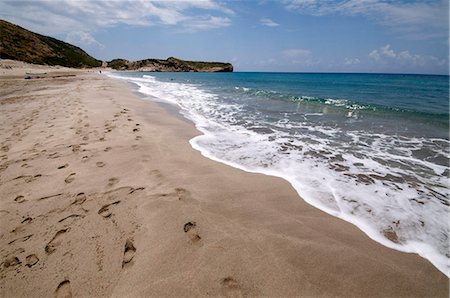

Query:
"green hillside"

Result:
[[0, 19, 101, 68]]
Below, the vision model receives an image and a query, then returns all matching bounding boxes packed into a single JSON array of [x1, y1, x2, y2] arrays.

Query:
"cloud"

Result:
[[282, 48, 319, 65], [344, 57, 360, 65], [66, 31, 104, 48], [282, 48, 311, 57], [283, 0, 448, 40], [183, 16, 231, 32], [260, 18, 280, 27], [0, 0, 234, 47], [368, 50, 380, 62], [368, 44, 447, 67], [160, 0, 235, 16]]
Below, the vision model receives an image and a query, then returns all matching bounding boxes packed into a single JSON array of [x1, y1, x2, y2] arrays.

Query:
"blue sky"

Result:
[[1, 0, 448, 74]]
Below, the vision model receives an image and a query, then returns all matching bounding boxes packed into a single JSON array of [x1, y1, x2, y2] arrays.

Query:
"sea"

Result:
[[107, 71, 449, 276]]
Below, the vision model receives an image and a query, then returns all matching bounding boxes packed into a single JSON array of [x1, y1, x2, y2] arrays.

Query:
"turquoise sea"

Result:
[[108, 72, 449, 276]]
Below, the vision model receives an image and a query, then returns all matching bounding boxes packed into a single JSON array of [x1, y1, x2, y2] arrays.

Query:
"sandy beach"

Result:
[[0, 66, 448, 297]]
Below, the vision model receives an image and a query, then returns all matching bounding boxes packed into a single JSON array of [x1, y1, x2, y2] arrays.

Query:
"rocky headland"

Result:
[[0, 19, 233, 72], [107, 57, 233, 72]]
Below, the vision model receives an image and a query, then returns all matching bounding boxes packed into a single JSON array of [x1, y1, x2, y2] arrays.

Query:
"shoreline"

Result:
[[0, 69, 448, 296], [114, 71, 450, 277]]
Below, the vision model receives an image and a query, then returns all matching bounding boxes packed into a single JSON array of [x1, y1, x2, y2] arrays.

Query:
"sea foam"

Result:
[[107, 72, 450, 277]]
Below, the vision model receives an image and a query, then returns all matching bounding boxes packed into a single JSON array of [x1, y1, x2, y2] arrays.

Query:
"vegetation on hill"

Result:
[[0, 19, 233, 72], [107, 57, 233, 72], [0, 19, 101, 68]]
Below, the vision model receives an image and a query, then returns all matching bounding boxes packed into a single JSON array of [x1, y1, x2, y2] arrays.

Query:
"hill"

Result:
[[107, 57, 233, 72], [0, 19, 101, 68], [0, 19, 233, 72]]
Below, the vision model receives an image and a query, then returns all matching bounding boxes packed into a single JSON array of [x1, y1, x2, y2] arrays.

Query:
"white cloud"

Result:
[[183, 16, 231, 31], [160, 0, 235, 16], [0, 0, 234, 47], [368, 44, 447, 67], [66, 31, 104, 48], [282, 48, 311, 57], [344, 57, 360, 65], [260, 18, 280, 27], [380, 44, 396, 58], [368, 50, 380, 61], [283, 0, 448, 40], [282, 48, 319, 65]]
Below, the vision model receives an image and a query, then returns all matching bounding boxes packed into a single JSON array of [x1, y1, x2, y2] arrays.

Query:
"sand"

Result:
[[0, 64, 448, 297]]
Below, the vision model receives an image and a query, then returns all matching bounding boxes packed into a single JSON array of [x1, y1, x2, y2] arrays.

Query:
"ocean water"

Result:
[[108, 71, 449, 276]]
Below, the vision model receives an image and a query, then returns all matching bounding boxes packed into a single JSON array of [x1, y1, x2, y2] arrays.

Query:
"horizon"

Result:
[[0, 0, 448, 75], [119, 68, 450, 76]]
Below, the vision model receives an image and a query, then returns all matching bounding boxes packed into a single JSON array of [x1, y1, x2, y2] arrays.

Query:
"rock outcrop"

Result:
[[107, 57, 233, 72]]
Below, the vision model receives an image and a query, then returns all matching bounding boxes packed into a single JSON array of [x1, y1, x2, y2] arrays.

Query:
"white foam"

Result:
[[109, 72, 450, 277]]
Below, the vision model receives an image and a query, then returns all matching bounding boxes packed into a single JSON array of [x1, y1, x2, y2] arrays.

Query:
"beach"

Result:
[[0, 67, 448, 297]]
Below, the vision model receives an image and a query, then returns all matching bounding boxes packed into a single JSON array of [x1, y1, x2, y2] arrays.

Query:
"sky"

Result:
[[1, 0, 448, 74]]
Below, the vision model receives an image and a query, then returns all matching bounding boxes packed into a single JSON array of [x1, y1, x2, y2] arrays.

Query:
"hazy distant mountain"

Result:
[[107, 57, 233, 72], [0, 19, 101, 68]]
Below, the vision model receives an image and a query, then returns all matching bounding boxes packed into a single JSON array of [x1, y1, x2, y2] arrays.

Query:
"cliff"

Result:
[[0, 20, 101, 68], [107, 57, 233, 72]]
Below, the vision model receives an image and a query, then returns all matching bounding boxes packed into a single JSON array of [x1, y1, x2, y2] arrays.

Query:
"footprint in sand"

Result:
[[48, 152, 60, 159], [153, 188, 191, 202], [69, 144, 81, 152], [108, 177, 119, 187], [58, 214, 84, 223], [8, 235, 32, 245], [37, 193, 63, 201], [14, 195, 26, 203], [122, 239, 136, 268], [64, 173, 76, 183], [96, 161, 106, 168], [183, 221, 201, 243], [175, 188, 190, 201], [104, 147, 112, 152], [58, 163, 69, 169], [25, 254, 39, 267], [132, 128, 140, 132], [14, 174, 41, 183], [45, 229, 69, 254], [55, 280, 72, 298], [11, 225, 26, 234], [221, 276, 244, 297], [71, 193, 86, 205], [103, 186, 145, 200], [3, 256, 21, 268], [98, 201, 120, 218], [21, 217, 32, 224]]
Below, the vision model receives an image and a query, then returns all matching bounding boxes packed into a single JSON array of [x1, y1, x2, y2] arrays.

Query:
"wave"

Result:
[[232, 86, 449, 119], [108, 72, 450, 277]]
